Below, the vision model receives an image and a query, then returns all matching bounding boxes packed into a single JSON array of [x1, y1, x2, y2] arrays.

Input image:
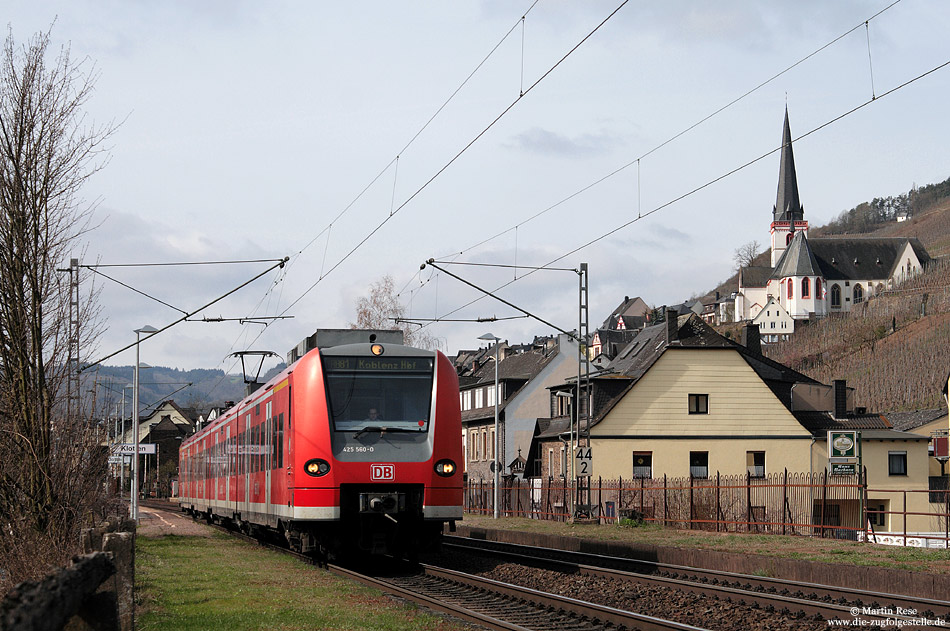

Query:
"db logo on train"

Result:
[[371, 464, 396, 481]]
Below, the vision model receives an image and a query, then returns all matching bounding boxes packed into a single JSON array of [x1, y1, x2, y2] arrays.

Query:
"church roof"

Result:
[[770, 229, 821, 279], [739, 265, 774, 289], [773, 107, 803, 223], [809, 237, 931, 281]]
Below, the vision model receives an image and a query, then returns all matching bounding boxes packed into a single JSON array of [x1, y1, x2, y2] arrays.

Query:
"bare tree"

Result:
[[733, 240, 761, 269], [0, 26, 114, 590], [351, 275, 442, 351]]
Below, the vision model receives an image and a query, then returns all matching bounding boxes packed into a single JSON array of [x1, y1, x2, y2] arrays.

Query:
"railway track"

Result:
[[438, 535, 950, 628], [140, 501, 704, 630]]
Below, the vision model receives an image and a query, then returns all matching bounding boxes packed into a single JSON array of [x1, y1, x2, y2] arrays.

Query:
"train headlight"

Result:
[[304, 458, 331, 477], [434, 459, 456, 477], [370, 343, 384, 356]]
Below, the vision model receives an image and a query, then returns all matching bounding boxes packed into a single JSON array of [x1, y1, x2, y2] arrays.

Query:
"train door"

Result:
[[265, 401, 272, 512], [226, 425, 232, 508], [243, 413, 251, 517]]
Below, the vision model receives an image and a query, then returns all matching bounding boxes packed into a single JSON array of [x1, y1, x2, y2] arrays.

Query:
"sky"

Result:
[[6, 1, 950, 378]]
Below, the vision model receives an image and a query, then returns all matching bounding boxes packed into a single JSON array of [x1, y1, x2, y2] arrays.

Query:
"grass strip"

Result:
[[136, 532, 465, 630]]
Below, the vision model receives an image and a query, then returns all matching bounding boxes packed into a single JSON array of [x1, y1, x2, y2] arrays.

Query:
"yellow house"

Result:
[[529, 313, 938, 538]]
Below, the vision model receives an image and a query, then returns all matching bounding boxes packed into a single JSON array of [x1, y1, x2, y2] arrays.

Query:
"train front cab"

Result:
[[289, 343, 463, 557]]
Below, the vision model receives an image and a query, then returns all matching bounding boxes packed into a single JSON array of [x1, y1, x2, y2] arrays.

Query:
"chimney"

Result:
[[741, 323, 761, 355], [833, 380, 848, 419], [666, 309, 678, 343]]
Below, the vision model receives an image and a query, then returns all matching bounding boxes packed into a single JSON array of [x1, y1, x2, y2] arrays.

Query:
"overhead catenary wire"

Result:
[[205, 1, 548, 376], [418, 55, 950, 329], [256, 0, 630, 327], [81, 257, 289, 372], [438, 0, 903, 262]]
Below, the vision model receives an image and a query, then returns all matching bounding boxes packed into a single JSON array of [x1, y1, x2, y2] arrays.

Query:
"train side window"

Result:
[[277, 413, 284, 469], [265, 416, 272, 471], [252, 425, 258, 473]]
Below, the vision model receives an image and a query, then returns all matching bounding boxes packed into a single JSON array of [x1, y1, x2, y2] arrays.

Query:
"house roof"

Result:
[[586, 314, 825, 428], [600, 296, 649, 329], [534, 416, 572, 439], [792, 411, 891, 435], [809, 237, 932, 281], [461, 346, 559, 423], [884, 409, 946, 432]]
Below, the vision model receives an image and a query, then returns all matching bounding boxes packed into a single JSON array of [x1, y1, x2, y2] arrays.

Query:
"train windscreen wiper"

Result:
[[354, 426, 424, 439]]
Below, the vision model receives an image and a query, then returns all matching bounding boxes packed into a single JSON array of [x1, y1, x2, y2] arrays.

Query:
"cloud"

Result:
[[506, 127, 622, 158]]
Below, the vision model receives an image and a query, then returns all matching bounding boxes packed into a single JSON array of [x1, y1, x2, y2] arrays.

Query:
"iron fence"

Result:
[[463, 470, 950, 547]]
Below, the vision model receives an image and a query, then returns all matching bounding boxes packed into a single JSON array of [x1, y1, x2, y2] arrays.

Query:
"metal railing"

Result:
[[464, 470, 950, 547]]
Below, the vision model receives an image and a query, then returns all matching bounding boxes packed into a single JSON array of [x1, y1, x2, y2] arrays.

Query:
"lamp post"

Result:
[[131, 325, 157, 522], [478, 333, 501, 519]]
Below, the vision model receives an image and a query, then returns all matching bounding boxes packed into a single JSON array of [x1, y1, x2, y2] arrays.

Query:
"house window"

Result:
[[548, 448, 555, 478], [688, 394, 709, 414], [555, 392, 571, 417], [746, 451, 765, 478], [487, 384, 495, 407], [816, 278, 822, 299], [770, 321, 775, 329], [867, 501, 887, 528], [888, 451, 907, 476], [831, 284, 841, 308], [787, 279, 793, 300], [689, 451, 708, 479], [560, 445, 567, 478], [632, 452, 652, 478], [489, 427, 495, 460], [463, 390, 472, 411], [853, 284, 864, 304], [475, 388, 484, 409], [802, 277, 810, 298]]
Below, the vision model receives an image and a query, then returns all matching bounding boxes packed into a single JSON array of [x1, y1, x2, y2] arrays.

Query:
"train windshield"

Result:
[[323, 355, 435, 433]]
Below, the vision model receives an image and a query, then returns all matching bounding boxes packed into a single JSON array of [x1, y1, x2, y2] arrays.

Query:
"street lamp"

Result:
[[132, 325, 158, 522], [478, 333, 501, 519]]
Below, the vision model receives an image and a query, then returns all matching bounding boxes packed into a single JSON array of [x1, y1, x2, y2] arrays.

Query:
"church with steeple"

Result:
[[734, 108, 931, 338]]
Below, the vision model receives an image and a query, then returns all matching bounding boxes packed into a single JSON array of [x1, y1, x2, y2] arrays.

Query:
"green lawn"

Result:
[[136, 532, 465, 631]]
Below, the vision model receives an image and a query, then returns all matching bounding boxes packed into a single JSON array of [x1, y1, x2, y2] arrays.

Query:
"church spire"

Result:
[[773, 107, 803, 222]]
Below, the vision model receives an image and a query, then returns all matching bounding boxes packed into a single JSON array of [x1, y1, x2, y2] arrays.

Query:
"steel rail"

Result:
[[444, 536, 949, 624]]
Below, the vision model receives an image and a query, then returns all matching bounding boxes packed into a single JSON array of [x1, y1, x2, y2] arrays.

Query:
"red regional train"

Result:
[[178, 330, 463, 558]]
